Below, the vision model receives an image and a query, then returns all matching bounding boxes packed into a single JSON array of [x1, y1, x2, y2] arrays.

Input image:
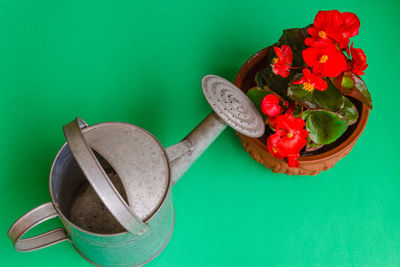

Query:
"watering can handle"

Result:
[[63, 118, 149, 235], [8, 202, 69, 252]]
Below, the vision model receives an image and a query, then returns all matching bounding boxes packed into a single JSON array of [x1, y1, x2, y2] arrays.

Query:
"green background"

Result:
[[1, 0, 399, 266]]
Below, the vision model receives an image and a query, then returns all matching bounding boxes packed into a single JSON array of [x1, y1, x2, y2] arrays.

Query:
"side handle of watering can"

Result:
[[8, 202, 69, 252], [63, 118, 149, 235], [6, 121, 91, 251]]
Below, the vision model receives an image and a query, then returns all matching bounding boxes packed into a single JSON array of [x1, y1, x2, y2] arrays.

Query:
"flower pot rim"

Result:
[[234, 46, 370, 164]]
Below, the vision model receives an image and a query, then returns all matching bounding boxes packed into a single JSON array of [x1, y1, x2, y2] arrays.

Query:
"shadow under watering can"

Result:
[[8, 75, 265, 267]]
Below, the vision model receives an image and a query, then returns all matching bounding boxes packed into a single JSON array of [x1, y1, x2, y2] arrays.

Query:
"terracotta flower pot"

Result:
[[234, 47, 370, 175]]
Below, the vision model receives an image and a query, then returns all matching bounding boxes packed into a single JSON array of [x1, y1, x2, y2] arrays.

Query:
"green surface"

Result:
[[1, 0, 399, 266]]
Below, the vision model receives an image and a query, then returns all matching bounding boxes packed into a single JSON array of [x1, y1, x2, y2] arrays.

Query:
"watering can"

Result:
[[8, 75, 265, 266]]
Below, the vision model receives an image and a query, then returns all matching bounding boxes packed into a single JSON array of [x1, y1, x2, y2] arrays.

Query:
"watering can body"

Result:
[[52, 128, 176, 267], [8, 75, 264, 266], [9, 122, 175, 266]]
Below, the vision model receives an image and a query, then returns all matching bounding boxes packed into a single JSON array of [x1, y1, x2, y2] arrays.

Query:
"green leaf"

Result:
[[330, 72, 372, 109], [305, 138, 324, 152], [278, 25, 312, 67], [255, 66, 292, 99], [338, 97, 359, 125], [330, 71, 355, 95], [292, 103, 303, 118], [255, 68, 270, 89], [247, 87, 273, 108], [353, 74, 372, 109], [341, 71, 355, 90], [288, 83, 316, 108], [288, 77, 345, 112], [305, 110, 348, 145], [246, 87, 273, 120], [313, 80, 345, 112], [302, 110, 311, 120]]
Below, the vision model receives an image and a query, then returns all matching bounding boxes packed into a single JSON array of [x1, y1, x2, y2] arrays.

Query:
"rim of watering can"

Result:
[[49, 121, 172, 237]]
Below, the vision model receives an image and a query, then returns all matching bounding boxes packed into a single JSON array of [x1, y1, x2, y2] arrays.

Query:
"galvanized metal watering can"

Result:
[[8, 75, 264, 266]]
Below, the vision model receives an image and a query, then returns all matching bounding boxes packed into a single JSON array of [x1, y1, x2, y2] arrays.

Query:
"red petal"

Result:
[[282, 71, 290, 78], [309, 73, 327, 91], [293, 117, 306, 131], [279, 133, 307, 155], [300, 129, 309, 138], [308, 27, 318, 36], [292, 68, 313, 85], [314, 10, 343, 32], [292, 78, 304, 85], [268, 116, 278, 130], [287, 154, 300, 167], [337, 37, 350, 49], [314, 11, 329, 29], [302, 68, 312, 78], [272, 61, 291, 78], [261, 95, 282, 117], [342, 12, 360, 38], [276, 114, 305, 132], [313, 79, 327, 91], [281, 45, 293, 63], [305, 36, 332, 48], [267, 133, 285, 159], [302, 47, 321, 68], [273, 46, 282, 59], [275, 129, 287, 138], [322, 51, 347, 77], [330, 10, 344, 30]]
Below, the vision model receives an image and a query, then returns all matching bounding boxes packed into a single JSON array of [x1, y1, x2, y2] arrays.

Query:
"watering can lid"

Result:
[[64, 118, 170, 235]]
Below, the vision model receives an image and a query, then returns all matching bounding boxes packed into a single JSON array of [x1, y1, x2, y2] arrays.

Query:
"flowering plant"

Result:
[[247, 10, 372, 168]]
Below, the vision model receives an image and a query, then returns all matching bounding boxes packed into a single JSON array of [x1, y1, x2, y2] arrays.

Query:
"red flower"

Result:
[[267, 114, 308, 168], [302, 43, 347, 77], [349, 43, 368, 75], [306, 10, 360, 49], [271, 45, 293, 78], [292, 68, 327, 92], [261, 94, 281, 117]]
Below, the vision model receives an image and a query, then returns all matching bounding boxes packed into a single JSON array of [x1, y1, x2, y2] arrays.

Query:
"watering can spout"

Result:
[[166, 75, 265, 185], [166, 112, 227, 185]]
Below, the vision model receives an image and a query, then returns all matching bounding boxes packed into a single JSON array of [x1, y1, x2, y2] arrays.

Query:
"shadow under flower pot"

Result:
[[234, 46, 370, 176]]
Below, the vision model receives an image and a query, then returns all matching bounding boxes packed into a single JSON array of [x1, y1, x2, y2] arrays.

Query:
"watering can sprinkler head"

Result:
[[201, 75, 265, 138]]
